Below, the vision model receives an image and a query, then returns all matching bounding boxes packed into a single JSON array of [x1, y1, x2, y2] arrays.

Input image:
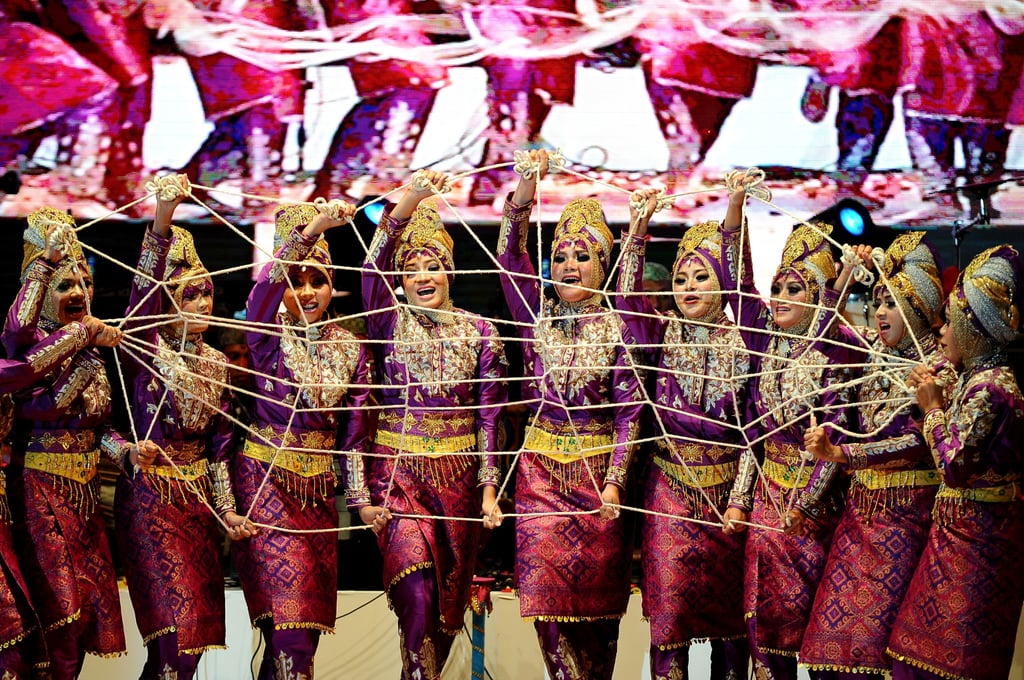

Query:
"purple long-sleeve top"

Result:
[[720, 227, 864, 517], [839, 329, 953, 475], [616, 231, 750, 453], [121, 228, 234, 467], [245, 224, 372, 496], [2, 258, 127, 463], [922, 354, 1023, 491], [497, 197, 644, 489], [360, 207, 508, 502]]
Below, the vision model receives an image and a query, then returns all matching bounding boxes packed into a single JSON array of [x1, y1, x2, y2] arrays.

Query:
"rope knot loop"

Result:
[[145, 174, 191, 201], [724, 167, 772, 202]]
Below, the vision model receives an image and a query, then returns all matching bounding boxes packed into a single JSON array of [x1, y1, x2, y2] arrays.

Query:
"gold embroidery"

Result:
[[279, 319, 361, 410]]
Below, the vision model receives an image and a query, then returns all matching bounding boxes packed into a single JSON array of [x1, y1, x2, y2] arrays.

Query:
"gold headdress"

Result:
[[394, 200, 455, 280], [775, 221, 836, 302], [950, 244, 1022, 359], [875, 231, 942, 338], [274, 204, 333, 282], [166, 226, 212, 309], [22, 207, 91, 325], [552, 198, 613, 287]]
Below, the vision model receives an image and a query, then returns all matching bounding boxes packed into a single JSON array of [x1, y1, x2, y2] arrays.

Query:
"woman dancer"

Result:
[[2, 207, 142, 678], [800, 232, 953, 678], [615, 185, 751, 679], [235, 198, 371, 679], [118, 175, 255, 677], [719, 202, 864, 679], [497, 149, 643, 678], [0, 308, 123, 677], [356, 171, 507, 678], [888, 245, 1024, 680]]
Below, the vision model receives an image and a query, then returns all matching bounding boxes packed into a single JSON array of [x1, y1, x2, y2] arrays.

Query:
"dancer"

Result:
[[2, 207, 141, 678], [616, 185, 751, 678], [0, 311, 125, 677], [234, 197, 371, 679], [118, 175, 255, 678], [719, 200, 864, 679], [356, 170, 507, 678], [799, 232, 954, 678], [888, 245, 1024, 680], [497, 149, 643, 678]]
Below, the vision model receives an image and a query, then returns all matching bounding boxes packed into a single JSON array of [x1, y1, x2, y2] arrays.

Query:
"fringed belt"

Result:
[[855, 468, 940, 490], [374, 429, 477, 457], [243, 440, 334, 478], [26, 430, 96, 453], [654, 456, 736, 489], [762, 457, 812, 490], [24, 450, 100, 484], [146, 458, 209, 483], [524, 427, 614, 463], [936, 481, 1020, 503]]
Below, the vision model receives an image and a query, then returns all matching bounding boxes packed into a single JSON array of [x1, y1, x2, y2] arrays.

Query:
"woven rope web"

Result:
[[57, 160, 931, 537]]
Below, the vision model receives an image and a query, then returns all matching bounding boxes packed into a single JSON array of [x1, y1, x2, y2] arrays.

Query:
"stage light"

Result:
[[809, 198, 875, 244], [354, 195, 391, 232]]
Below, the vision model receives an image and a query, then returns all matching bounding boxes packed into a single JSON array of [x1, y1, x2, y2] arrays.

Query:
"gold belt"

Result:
[[855, 468, 940, 490], [374, 429, 477, 457], [24, 450, 100, 484], [145, 458, 209, 482], [654, 457, 736, 489], [524, 427, 614, 464], [937, 481, 1020, 503], [763, 458, 812, 490], [27, 430, 96, 453], [158, 439, 205, 464], [243, 440, 333, 478]]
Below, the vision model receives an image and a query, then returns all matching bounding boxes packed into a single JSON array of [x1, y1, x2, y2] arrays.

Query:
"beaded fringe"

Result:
[[536, 455, 609, 494], [143, 475, 211, 506], [384, 561, 435, 609], [850, 483, 929, 524], [400, 454, 474, 489], [252, 612, 335, 634], [268, 468, 333, 510], [886, 648, 964, 680], [660, 477, 731, 514]]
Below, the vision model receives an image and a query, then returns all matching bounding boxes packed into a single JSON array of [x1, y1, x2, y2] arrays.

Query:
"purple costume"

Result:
[[497, 196, 643, 679], [617, 224, 750, 679], [888, 246, 1024, 680], [3, 208, 128, 678], [721, 223, 861, 679], [118, 226, 235, 675], [235, 209, 371, 678], [800, 233, 951, 678], [0, 328, 111, 678], [357, 204, 507, 678]]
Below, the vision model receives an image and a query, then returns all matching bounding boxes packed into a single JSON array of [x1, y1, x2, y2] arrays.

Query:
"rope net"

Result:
[[54, 161, 932, 537]]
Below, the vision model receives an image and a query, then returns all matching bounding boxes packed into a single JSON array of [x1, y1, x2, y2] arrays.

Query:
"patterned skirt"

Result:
[[115, 472, 225, 653], [641, 464, 745, 649], [744, 485, 836, 658], [7, 467, 125, 656], [514, 452, 632, 620], [231, 454, 338, 631], [371, 448, 482, 634], [0, 515, 37, 654], [887, 499, 1024, 680], [800, 482, 935, 672]]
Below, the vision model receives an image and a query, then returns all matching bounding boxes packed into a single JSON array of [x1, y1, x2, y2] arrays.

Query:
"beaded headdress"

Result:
[[874, 231, 942, 338], [165, 226, 212, 309], [394, 200, 455, 286], [674, 220, 724, 291], [274, 204, 333, 283], [552, 198, 613, 288], [775, 221, 836, 303], [22, 207, 91, 324], [949, 244, 1022, 358]]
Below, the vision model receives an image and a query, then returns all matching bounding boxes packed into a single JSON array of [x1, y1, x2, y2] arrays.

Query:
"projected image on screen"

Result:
[[1, 1, 1023, 229]]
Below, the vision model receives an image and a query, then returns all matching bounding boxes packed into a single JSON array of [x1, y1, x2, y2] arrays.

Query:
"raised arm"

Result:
[[615, 188, 666, 352]]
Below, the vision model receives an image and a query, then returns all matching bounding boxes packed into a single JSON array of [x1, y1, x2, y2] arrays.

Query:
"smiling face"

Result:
[[551, 238, 595, 304], [283, 267, 331, 324], [173, 277, 214, 335], [401, 252, 450, 310], [873, 289, 907, 348], [672, 256, 720, 320], [48, 265, 94, 326], [770, 272, 810, 330]]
